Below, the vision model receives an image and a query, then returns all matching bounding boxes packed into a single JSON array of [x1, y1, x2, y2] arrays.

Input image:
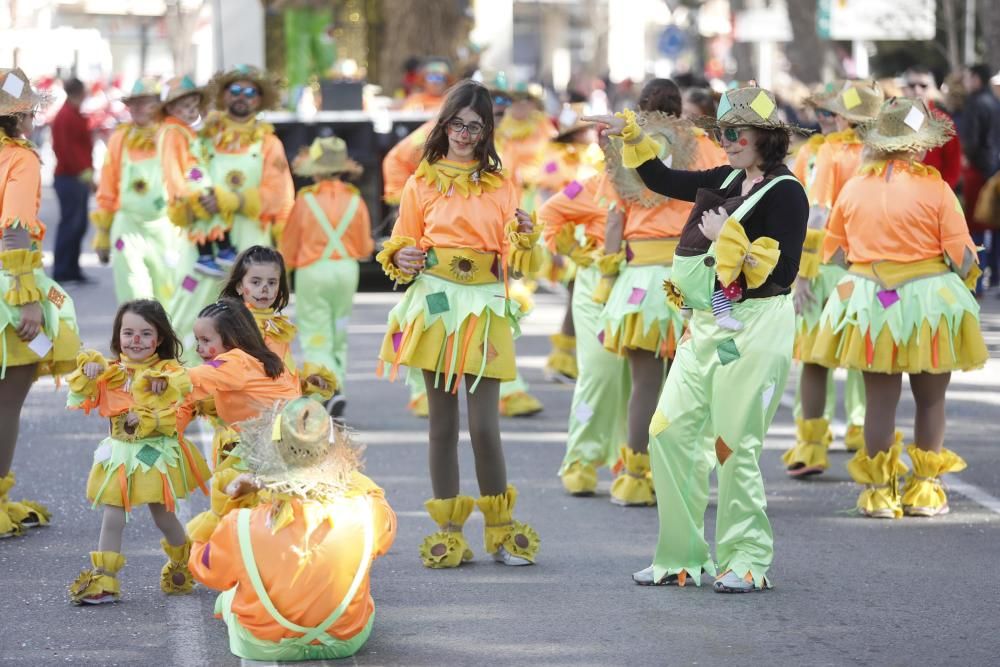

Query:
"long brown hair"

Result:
[[110, 299, 183, 360], [639, 78, 682, 116], [196, 298, 285, 379], [219, 245, 290, 312], [421, 80, 502, 173]]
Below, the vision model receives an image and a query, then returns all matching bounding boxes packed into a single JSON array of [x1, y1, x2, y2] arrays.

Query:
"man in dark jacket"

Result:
[[959, 63, 1000, 291]]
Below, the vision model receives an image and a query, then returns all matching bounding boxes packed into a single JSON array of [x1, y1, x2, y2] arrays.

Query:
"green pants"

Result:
[[296, 258, 359, 389], [792, 365, 866, 425], [648, 295, 794, 587], [559, 264, 629, 473], [109, 211, 183, 304]]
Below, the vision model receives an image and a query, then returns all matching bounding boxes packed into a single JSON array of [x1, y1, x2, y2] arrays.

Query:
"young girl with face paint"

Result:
[[219, 246, 336, 407], [181, 298, 301, 543], [66, 299, 211, 606]]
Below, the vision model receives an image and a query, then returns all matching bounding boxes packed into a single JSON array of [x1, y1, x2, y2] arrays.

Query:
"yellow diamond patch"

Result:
[[749, 91, 775, 120], [937, 286, 956, 305], [648, 410, 671, 437], [842, 87, 862, 110]]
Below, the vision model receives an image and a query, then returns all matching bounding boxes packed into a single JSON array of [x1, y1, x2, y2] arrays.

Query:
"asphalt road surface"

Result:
[[2, 192, 998, 666]]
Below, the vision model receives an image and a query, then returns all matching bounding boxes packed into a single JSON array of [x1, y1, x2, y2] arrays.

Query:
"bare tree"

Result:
[[373, 0, 471, 92], [785, 0, 824, 84], [164, 0, 204, 75], [978, 0, 1000, 72]]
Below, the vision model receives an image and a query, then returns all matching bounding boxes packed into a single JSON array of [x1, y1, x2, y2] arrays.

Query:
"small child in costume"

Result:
[[66, 299, 211, 605], [157, 75, 237, 278], [280, 136, 374, 418], [189, 397, 396, 662], [182, 298, 301, 543], [218, 245, 337, 407]]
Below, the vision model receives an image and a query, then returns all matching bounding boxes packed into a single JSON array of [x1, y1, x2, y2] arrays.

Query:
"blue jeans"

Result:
[[971, 231, 998, 293], [52, 174, 90, 281]]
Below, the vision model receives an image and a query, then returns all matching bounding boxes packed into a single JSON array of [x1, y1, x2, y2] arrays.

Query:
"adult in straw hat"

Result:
[[807, 96, 986, 520], [92, 77, 186, 305], [585, 84, 809, 592], [189, 397, 396, 661], [784, 79, 884, 478], [280, 137, 372, 416], [0, 67, 81, 538]]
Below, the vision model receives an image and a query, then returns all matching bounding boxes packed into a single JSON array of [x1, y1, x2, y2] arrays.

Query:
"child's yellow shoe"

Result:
[[0, 472, 50, 537], [847, 436, 907, 519], [477, 485, 539, 566], [610, 447, 656, 506], [419, 496, 475, 569], [160, 538, 195, 594], [902, 445, 967, 517], [782, 418, 832, 478], [561, 461, 597, 496], [499, 391, 543, 417], [69, 551, 126, 605]]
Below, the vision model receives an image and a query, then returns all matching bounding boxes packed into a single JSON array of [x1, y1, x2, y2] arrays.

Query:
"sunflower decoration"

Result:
[[448, 255, 478, 283], [225, 169, 246, 190], [663, 279, 684, 310], [419, 531, 467, 569], [68, 568, 100, 604], [502, 521, 541, 561], [131, 178, 149, 195]]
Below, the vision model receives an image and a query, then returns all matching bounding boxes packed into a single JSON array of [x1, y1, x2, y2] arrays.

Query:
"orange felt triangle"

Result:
[[715, 437, 732, 465]]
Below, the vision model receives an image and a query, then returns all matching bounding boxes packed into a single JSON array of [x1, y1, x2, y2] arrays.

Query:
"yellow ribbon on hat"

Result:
[[271, 414, 283, 441]]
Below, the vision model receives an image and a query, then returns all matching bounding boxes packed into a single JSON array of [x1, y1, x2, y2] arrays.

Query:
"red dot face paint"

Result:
[[738, 138, 749, 146], [208, 347, 217, 357]]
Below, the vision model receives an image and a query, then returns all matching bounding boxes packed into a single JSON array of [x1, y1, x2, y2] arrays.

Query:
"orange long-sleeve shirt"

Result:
[[392, 161, 519, 253], [95, 124, 159, 214], [823, 161, 977, 270], [808, 129, 864, 209], [0, 141, 44, 240], [280, 180, 373, 267], [540, 173, 617, 251], [622, 132, 729, 239], [496, 111, 556, 190], [189, 475, 396, 644], [791, 134, 826, 198], [401, 91, 444, 112], [157, 117, 204, 205], [382, 119, 435, 205], [185, 348, 301, 426]]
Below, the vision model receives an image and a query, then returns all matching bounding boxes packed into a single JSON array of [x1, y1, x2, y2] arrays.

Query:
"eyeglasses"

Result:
[[447, 118, 485, 137], [713, 127, 745, 144], [227, 83, 258, 99]]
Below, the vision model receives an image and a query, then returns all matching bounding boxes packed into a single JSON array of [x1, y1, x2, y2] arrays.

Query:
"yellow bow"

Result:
[[715, 218, 780, 289]]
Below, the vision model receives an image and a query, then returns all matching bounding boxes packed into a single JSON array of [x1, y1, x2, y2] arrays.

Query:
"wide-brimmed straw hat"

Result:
[[240, 397, 363, 501], [123, 77, 162, 103], [157, 75, 205, 118], [697, 85, 810, 134], [605, 111, 698, 207], [822, 80, 884, 123], [0, 68, 51, 116], [292, 136, 363, 177], [803, 81, 843, 110], [555, 103, 592, 141], [863, 97, 954, 154], [206, 64, 282, 111]]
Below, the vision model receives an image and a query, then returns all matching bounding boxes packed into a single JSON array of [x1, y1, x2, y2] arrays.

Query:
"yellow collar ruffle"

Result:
[[102, 354, 162, 390], [858, 159, 941, 180], [0, 129, 37, 153], [248, 305, 297, 342], [826, 128, 862, 145], [497, 111, 549, 141], [416, 159, 504, 198], [123, 123, 158, 152], [201, 111, 274, 151]]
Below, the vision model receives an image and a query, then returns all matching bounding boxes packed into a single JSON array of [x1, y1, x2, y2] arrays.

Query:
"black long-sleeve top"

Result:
[[636, 160, 809, 297]]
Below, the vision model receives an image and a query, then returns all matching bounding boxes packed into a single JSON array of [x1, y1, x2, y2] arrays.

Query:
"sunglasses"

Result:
[[713, 127, 745, 144], [815, 109, 835, 118], [425, 74, 446, 84], [447, 118, 485, 137], [227, 83, 258, 99]]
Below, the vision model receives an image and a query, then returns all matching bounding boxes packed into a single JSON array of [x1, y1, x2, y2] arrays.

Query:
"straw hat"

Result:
[[803, 81, 843, 110], [0, 68, 50, 116], [206, 64, 282, 111], [822, 80, 884, 123], [157, 75, 205, 118], [698, 85, 810, 134], [240, 397, 363, 500], [862, 97, 954, 154], [555, 103, 592, 141], [292, 136, 363, 177], [123, 77, 162, 103], [605, 111, 698, 207]]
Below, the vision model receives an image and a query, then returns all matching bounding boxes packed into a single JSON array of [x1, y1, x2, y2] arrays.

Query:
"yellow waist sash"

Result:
[[626, 238, 679, 267], [848, 257, 950, 290], [424, 247, 500, 285]]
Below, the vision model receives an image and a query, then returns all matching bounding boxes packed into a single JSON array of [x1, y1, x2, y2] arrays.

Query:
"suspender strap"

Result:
[[303, 191, 359, 260], [730, 175, 798, 222], [236, 497, 375, 645], [720, 168, 743, 189]]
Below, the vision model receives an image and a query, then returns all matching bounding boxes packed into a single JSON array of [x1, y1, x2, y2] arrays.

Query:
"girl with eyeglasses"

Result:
[[377, 80, 542, 569]]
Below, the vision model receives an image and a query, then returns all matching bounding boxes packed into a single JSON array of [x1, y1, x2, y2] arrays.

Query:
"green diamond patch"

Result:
[[717, 338, 740, 365], [136, 444, 161, 467]]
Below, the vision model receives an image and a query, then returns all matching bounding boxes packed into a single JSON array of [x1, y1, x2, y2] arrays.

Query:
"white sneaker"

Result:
[[713, 570, 768, 593], [492, 546, 533, 566], [715, 314, 744, 331], [632, 565, 684, 586]]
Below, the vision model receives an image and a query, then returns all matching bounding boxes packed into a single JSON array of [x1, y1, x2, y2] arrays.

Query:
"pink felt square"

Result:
[[392, 331, 403, 352], [182, 275, 198, 292], [876, 289, 900, 309], [563, 180, 583, 199], [544, 161, 558, 173], [628, 287, 647, 305], [114, 238, 125, 251]]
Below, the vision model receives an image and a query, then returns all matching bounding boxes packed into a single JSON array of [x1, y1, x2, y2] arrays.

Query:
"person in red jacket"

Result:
[[901, 66, 962, 190], [51, 77, 95, 283]]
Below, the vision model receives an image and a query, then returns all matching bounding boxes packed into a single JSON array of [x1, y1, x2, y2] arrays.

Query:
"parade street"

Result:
[[2, 193, 998, 667]]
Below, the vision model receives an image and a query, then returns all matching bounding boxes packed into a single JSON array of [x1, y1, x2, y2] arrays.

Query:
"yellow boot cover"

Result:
[[0, 472, 51, 536], [546, 334, 578, 380], [846, 437, 907, 519], [843, 424, 865, 452], [476, 485, 540, 563], [408, 392, 429, 418], [781, 418, 832, 476], [610, 447, 656, 506], [160, 538, 195, 594], [419, 496, 475, 569], [69, 551, 126, 605], [901, 445, 967, 517], [499, 391, 544, 417], [561, 461, 598, 496]]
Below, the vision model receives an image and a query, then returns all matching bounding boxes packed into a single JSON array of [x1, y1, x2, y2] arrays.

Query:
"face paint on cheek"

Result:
[[738, 138, 749, 147], [208, 347, 217, 357]]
